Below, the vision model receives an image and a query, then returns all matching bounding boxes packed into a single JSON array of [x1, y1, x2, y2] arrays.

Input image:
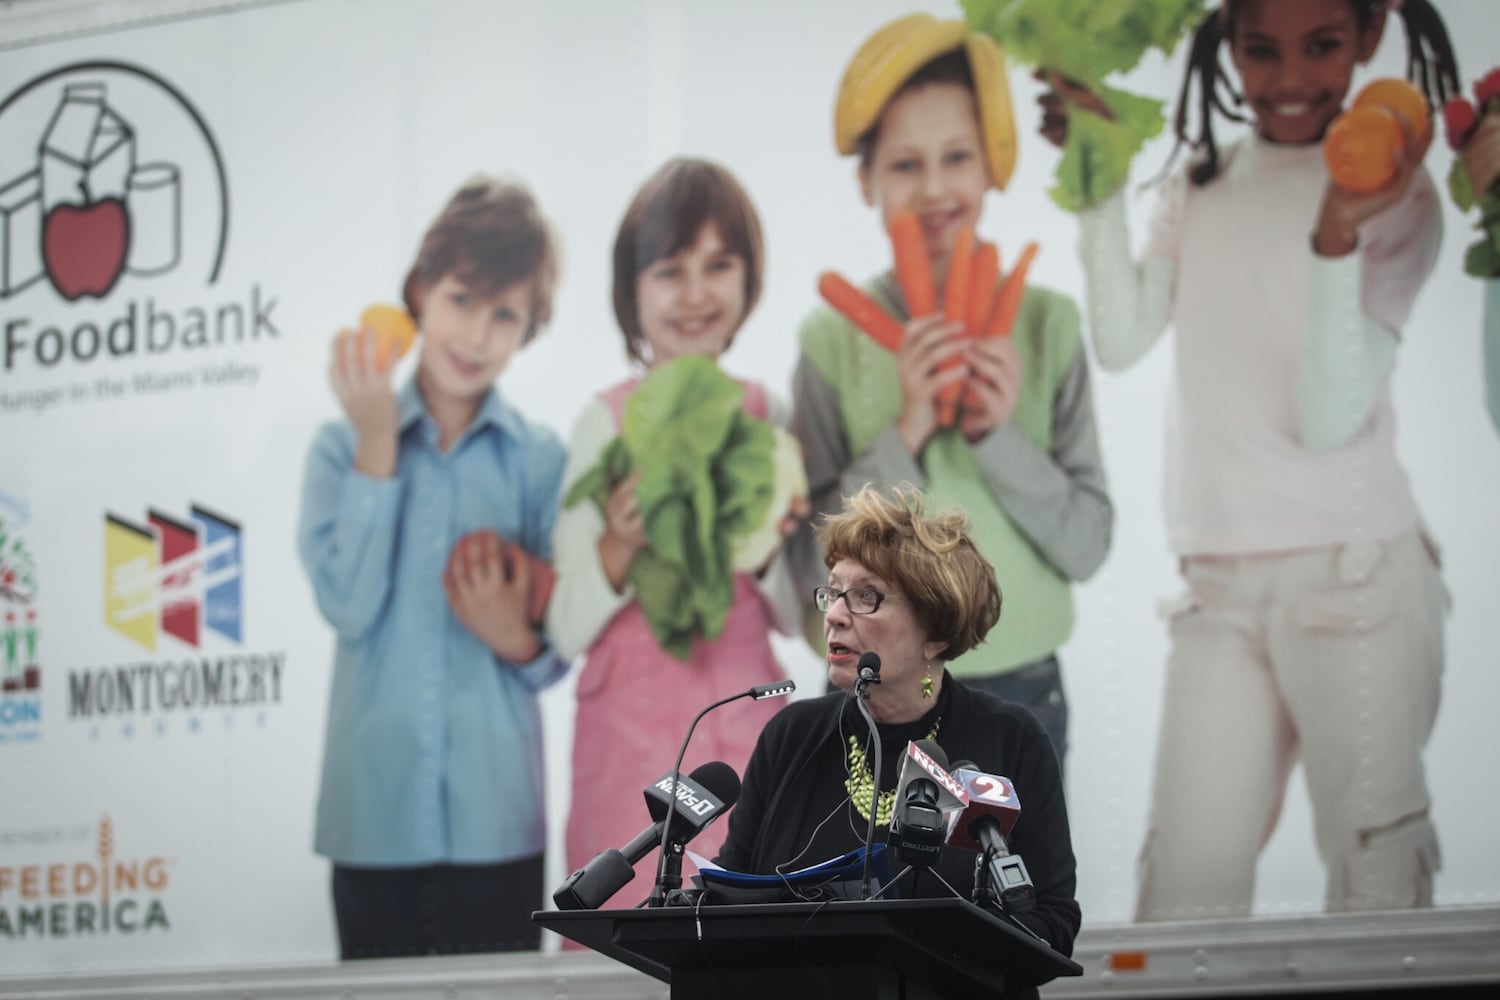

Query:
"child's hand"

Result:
[[1315, 110, 1433, 257], [894, 315, 967, 454], [599, 472, 646, 593], [1035, 70, 1114, 150], [1461, 113, 1500, 196], [330, 327, 399, 478], [443, 531, 541, 664], [958, 337, 1024, 443], [750, 495, 812, 580]]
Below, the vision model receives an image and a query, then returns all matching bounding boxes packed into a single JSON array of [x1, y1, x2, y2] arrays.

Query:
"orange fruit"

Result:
[[359, 303, 418, 370], [1324, 105, 1403, 193], [1353, 77, 1431, 147]]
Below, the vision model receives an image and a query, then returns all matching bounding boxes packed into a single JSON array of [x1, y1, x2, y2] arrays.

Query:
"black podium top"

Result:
[[535, 897, 1082, 999]]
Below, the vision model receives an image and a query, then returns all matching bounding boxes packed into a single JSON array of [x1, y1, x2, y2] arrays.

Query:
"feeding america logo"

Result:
[[0, 815, 173, 942]]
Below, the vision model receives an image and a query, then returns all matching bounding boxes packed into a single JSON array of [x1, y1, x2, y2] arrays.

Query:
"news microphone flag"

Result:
[[895, 740, 969, 817], [644, 764, 736, 830], [946, 767, 1021, 852]]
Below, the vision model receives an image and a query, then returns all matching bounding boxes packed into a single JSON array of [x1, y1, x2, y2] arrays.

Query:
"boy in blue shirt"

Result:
[[298, 176, 566, 958]]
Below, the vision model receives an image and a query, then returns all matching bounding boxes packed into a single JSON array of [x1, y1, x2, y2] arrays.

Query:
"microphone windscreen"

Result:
[[856, 651, 881, 676], [688, 760, 742, 809]]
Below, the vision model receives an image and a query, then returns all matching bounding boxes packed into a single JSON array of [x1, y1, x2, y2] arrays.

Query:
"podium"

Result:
[[534, 897, 1083, 999]]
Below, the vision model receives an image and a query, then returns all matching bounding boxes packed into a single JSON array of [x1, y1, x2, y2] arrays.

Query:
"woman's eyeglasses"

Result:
[[813, 585, 888, 615]]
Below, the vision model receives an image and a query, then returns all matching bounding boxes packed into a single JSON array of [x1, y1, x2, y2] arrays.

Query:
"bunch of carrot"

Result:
[[818, 210, 1039, 426]]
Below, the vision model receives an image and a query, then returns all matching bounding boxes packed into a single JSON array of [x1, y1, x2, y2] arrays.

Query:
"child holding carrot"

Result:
[[546, 158, 802, 910], [792, 13, 1113, 775], [1045, 0, 1458, 919], [297, 177, 566, 956]]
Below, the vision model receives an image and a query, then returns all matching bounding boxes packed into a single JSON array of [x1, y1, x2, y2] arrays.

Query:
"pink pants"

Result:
[[1136, 530, 1445, 921]]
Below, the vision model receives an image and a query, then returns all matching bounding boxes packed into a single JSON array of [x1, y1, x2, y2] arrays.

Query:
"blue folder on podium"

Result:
[[689, 843, 897, 903]]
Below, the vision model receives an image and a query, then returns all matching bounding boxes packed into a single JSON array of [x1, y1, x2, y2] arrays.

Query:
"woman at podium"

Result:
[[716, 484, 1079, 991]]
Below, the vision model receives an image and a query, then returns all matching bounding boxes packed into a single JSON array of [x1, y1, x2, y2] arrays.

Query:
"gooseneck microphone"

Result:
[[647, 679, 796, 907], [553, 760, 741, 910], [851, 651, 883, 898]]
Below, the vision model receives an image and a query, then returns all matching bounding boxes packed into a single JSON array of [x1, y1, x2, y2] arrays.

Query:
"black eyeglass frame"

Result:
[[813, 584, 889, 615]]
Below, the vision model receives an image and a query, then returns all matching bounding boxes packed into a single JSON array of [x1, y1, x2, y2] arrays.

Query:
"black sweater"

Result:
[[715, 676, 1081, 995]]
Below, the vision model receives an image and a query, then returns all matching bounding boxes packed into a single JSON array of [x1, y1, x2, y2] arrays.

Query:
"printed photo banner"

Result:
[[1, 0, 1498, 979]]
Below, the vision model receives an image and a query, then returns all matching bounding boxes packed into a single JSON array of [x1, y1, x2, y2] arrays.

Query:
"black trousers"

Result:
[[331, 855, 543, 960]]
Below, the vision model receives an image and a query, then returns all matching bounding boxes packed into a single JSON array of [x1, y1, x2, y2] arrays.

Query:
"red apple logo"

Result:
[[42, 198, 131, 300]]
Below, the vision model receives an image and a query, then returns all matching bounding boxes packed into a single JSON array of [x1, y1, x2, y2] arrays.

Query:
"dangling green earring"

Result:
[[921, 664, 934, 699]]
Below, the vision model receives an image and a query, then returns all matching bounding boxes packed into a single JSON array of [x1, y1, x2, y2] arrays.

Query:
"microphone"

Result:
[[849, 651, 885, 898], [553, 760, 741, 910], [947, 762, 1035, 913], [888, 740, 968, 867], [647, 679, 796, 906]]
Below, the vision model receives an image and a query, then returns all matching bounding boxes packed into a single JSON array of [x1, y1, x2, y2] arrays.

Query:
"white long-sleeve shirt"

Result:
[[1077, 134, 1441, 556]]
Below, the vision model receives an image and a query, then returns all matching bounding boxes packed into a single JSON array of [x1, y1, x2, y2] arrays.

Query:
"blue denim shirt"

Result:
[[298, 379, 568, 865]]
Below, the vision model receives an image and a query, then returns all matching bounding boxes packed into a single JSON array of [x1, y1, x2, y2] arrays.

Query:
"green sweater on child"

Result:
[[791, 274, 1111, 676]]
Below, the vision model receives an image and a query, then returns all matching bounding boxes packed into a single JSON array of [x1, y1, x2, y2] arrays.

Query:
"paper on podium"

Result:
[[689, 844, 895, 902]]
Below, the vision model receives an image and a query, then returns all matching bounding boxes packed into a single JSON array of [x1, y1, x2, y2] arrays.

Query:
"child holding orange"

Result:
[[1046, 0, 1459, 919], [297, 177, 566, 957], [791, 13, 1113, 776], [546, 159, 802, 910]]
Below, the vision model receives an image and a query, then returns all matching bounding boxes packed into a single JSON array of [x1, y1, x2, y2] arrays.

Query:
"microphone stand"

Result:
[[646, 679, 796, 907], [852, 661, 882, 900]]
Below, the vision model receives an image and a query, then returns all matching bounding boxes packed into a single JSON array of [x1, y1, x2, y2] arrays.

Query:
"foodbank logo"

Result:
[[103, 504, 241, 651], [0, 504, 40, 744], [0, 61, 228, 303]]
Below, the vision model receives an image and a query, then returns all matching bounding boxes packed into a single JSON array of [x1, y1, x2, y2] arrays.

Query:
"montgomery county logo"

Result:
[[104, 504, 240, 651], [0, 815, 171, 940], [0, 62, 227, 303], [72, 502, 282, 731], [0, 502, 41, 744]]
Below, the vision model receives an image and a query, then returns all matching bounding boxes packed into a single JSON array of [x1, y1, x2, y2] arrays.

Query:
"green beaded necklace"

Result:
[[844, 717, 941, 826]]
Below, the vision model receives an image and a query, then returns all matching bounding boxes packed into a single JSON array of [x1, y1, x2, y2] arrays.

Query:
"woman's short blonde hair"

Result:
[[817, 484, 1002, 661]]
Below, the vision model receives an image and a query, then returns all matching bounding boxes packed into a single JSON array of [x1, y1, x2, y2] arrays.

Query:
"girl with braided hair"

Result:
[[1042, 0, 1459, 921]]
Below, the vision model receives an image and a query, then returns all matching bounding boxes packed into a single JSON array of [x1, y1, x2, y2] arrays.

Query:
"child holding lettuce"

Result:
[[789, 13, 1113, 776], [546, 159, 801, 910], [1045, 0, 1459, 919]]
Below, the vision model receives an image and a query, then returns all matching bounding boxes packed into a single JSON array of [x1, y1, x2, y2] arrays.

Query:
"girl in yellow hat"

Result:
[[789, 12, 1114, 781]]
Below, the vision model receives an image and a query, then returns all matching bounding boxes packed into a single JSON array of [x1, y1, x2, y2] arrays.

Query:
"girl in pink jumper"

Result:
[[546, 159, 801, 912], [1047, 0, 1459, 920]]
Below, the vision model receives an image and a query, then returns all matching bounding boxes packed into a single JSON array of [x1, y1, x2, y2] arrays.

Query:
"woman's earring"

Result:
[[921, 664, 934, 699]]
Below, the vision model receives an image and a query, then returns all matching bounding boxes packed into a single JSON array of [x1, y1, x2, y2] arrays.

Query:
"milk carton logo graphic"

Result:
[[0, 62, 228, 302], [103, 505, 241, 651]]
